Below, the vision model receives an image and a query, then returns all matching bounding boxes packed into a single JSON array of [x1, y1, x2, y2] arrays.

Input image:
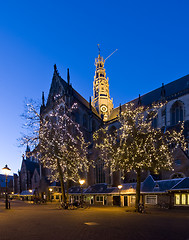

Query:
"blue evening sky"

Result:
[[0, 0, 189, 174]]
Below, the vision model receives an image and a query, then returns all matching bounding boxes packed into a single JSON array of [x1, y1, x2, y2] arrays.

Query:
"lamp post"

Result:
[[79, 179, 85, 208], [118, 184, 123, 207], [2, 164, 11, 209], [49, 188, 53, 202]]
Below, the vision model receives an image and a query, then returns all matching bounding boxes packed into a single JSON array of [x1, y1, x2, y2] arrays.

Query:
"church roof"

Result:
[[108, 74, 189, 122], [45, 66, 101, 119], [23, 160, 40, 176]]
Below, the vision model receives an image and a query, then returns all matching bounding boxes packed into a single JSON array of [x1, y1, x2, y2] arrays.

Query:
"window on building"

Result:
[[174, 159, 181, 166], [175, 194, 180, 205], [96, 196, 103, 202], [92, 120, 96, 132], [171, 172, 185, 179], [182, 194, 186, 205], [95, 160, 105, 183], [145, 195, 157, 205], [74, 111, 80, 124], [152, 117, 157, 128], [174, 193, 189, 206], [170, 101, 184, 125], [83, 114, 88, 128]]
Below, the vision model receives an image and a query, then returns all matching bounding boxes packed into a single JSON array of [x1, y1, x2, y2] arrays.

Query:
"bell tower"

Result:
[[92, 47, 113, 121]]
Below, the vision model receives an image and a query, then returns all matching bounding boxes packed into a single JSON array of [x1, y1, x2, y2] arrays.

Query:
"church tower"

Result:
[[92, 51, 113, 121]]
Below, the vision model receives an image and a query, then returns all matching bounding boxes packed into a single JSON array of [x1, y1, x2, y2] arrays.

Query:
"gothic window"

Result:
[[74, 111, 80, 124], [109, 126, 117, 136], [59, 106, 64, 114], [171, 172, 185, 179], [170, 101, 184, 125], [92, 120, 96, 132], [152, 117, 157, 128], [95, 160, 105, 183], [83, 114, 88, 128], [174, 159, 181, 166]]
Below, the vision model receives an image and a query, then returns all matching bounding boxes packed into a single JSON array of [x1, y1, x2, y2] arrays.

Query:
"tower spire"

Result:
[[91, 49, 113, 121]]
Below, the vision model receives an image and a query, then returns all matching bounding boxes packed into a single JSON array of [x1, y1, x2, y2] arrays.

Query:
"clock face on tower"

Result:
[[100, 104, 108, 113]]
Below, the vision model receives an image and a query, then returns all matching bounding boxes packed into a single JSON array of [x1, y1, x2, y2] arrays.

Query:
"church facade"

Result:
[[40, 52, 189, 186], [19, 52, 189, 195]]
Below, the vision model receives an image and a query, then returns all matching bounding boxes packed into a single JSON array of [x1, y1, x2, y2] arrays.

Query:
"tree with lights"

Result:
[[94, 102, 186, 211], [21, 96, 89, 205]]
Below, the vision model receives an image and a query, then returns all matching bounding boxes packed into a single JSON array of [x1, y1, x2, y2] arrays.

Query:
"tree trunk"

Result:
[[57, 159, 66, 203], [135, 168, 141, 212], [66, 179, 69, 203]]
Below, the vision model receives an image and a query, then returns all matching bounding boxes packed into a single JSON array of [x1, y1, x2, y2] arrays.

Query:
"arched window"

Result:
[[170, 172, 185, 179], [95, 160, 105, 183], [109, 125, 117, 136], [83, 114, 88, 128], [74, 111, 80, 124], [170, 101, 184, 125], [92, 120, 96, 132], [152, 117, 157, 128]]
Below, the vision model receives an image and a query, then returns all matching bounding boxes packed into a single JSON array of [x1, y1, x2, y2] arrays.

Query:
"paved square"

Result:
[[0, 200, 189, 240]]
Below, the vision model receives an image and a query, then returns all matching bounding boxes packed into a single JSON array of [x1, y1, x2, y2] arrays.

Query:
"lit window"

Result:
[[188, 194, 189, 205], [175, 194, 180, 205], [181, 194, 186, 205]]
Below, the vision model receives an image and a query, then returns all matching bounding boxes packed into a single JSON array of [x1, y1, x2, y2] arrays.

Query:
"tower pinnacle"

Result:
[[91, 50, 113, 121]]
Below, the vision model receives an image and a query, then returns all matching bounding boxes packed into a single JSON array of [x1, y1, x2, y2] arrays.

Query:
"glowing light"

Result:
[[2, 165, 11, 176], [79, 179, 85, 185]]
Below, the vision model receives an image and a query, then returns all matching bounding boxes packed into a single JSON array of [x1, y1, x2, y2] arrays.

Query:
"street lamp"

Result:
[[79, 179, 85, 208], [49, 188, 53, 202], [2, 164, 11, 209], [118, 184, 123, 207]]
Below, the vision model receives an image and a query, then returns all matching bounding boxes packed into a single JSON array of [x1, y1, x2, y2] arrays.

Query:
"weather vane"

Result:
[[97, 44, 100, 55]]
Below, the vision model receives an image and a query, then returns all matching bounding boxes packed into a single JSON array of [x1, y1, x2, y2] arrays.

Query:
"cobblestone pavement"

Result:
[[0, 199, 189, 240]]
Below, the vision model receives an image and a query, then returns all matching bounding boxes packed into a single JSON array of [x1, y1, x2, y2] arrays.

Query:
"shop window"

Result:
[[182, 194, 186, 205], [145, 195, 157, 205], [96, 196, 103, 202], [175, 194, 180, 205]]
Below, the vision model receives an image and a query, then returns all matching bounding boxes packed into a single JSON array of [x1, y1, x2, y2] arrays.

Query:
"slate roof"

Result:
[[108, 74, 189, 122], [50, 181, 61, 187], [141, 175, 186, 193], [170, 177, 189, 190], [20, 189, 35, 195], [46, 67, 101, 119], [84, 183, 115, 194]]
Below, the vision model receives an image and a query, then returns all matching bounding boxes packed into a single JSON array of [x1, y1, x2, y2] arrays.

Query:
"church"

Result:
[[18, 51, 189, 196]]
